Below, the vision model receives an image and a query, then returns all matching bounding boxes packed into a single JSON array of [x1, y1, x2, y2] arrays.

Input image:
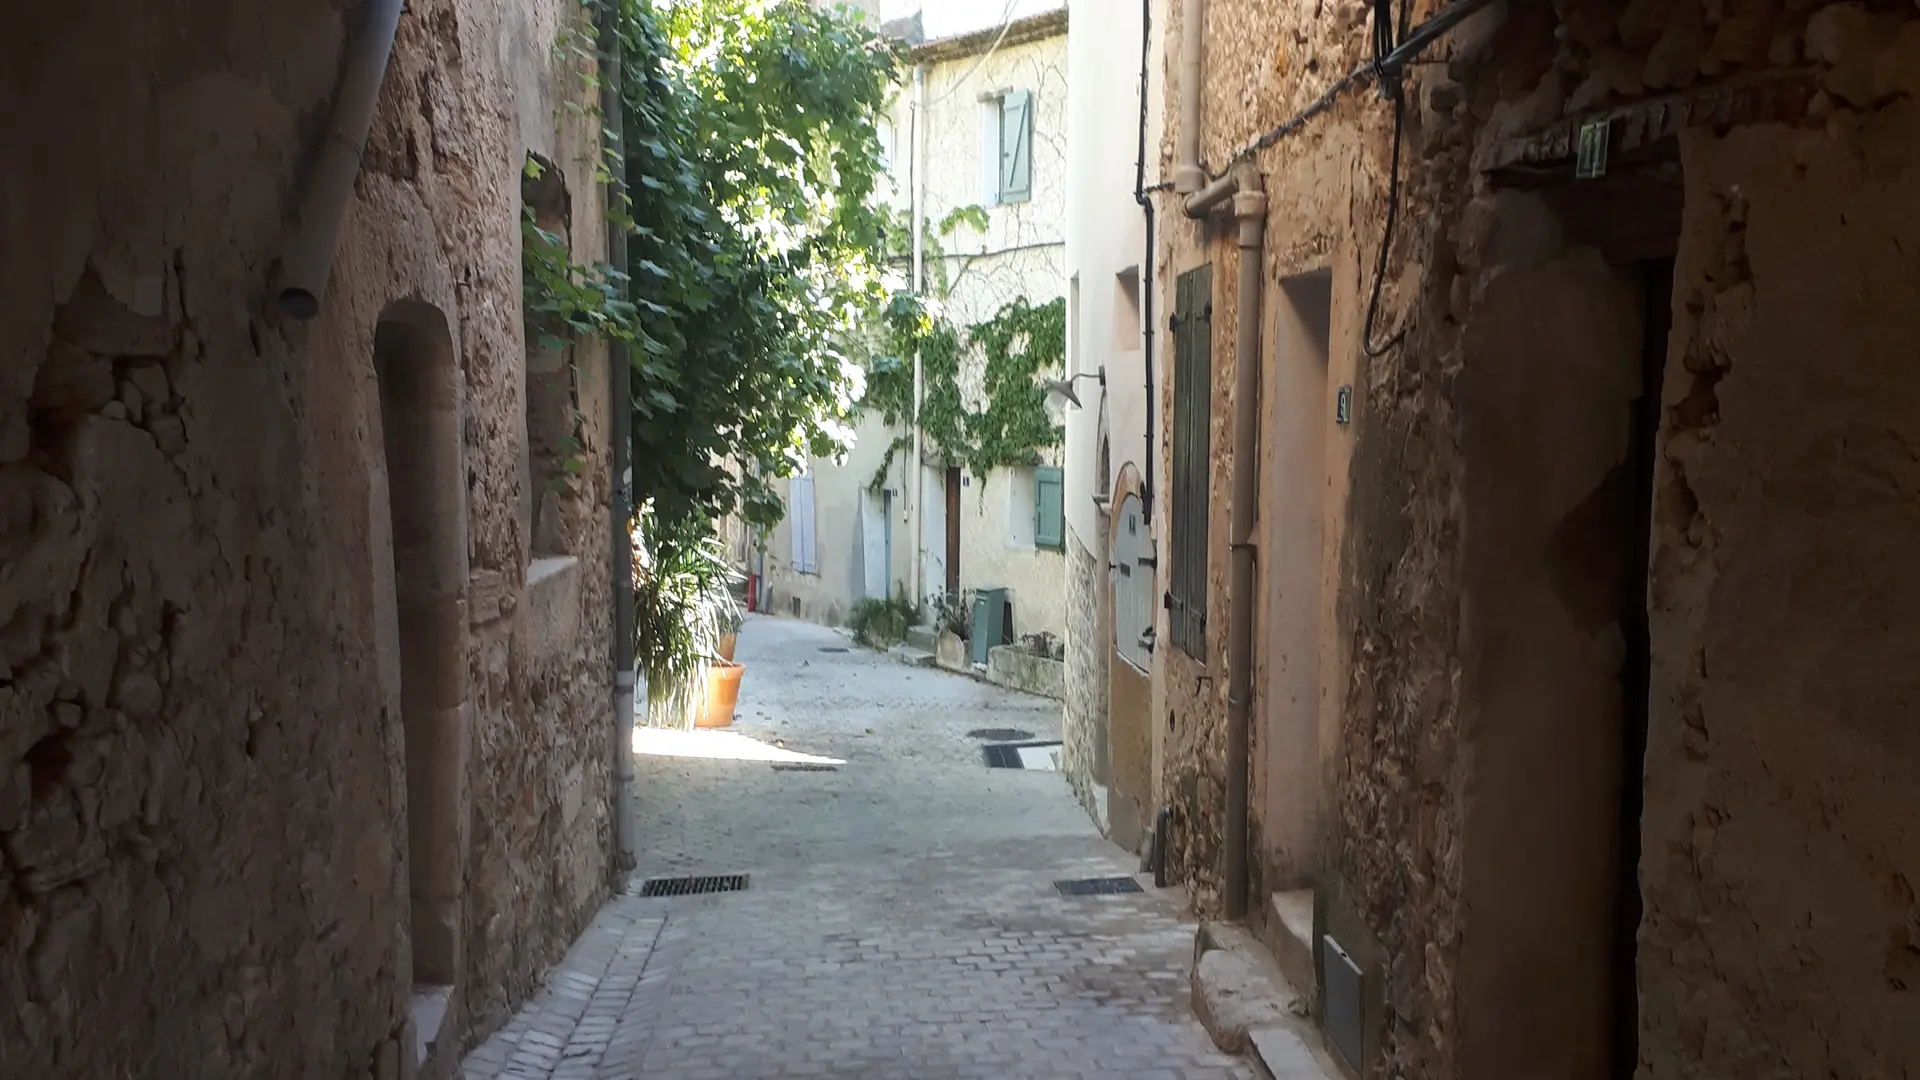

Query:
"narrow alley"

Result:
[[461, 617, 1249, 1080]]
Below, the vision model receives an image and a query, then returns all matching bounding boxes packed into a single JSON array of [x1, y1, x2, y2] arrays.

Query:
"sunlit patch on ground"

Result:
[[631, 726, 845, 765]]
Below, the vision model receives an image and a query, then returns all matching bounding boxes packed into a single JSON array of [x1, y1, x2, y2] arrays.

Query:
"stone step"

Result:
[[903, 623, 939, 653], [1191, 922, 1297, 1053], [1192, 921, 1341, 1080], [1265, 889, 1317, 1010]]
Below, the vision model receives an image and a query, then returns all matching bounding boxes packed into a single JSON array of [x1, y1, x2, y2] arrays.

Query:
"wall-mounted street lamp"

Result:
[[1043, 368, 1106, 409]]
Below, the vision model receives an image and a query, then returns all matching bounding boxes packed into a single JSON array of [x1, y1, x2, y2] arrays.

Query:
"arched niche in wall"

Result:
[[372, 298, 472, 989], [520, 151, 584, 562]]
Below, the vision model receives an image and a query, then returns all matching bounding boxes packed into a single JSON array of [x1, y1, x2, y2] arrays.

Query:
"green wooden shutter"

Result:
[[1034, 466, 1064, 550], [1170, 265, 1212, 660], [999, 90, 1032, 203]]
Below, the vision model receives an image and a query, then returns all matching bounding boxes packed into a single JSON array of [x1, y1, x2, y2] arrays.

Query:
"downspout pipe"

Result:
[[1183, 163, 1264, 920], [1173, 0, 1205, 193], [276, 0, 404, 319], [1132, 0, 1156, 519], [909, 62, 929, 607], [598, 0, 638, 865]]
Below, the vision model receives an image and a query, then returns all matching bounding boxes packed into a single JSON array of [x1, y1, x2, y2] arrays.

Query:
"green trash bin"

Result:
[[970, 587, 1009, 666]]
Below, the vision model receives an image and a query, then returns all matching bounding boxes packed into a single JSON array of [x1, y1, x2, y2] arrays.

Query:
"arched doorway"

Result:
[[373, 300, 472, 990]]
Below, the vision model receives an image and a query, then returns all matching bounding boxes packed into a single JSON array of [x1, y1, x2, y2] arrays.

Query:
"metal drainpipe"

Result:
[[1181, 163, 1263, 920], [1132, 0, 1156, 519], [1173, 0, 1205, 193], [275, 0, 404, 318], [1223, 174, 1265, 921], [909, 62, 929, 608], [597, 0, 638, 866]]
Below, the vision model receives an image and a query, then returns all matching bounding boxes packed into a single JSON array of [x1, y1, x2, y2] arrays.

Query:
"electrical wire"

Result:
[[919, 0, 1024, 110], [1361, 0, 1409, 357]]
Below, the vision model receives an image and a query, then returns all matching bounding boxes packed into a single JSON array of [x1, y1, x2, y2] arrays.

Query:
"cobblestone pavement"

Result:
[[461, 616, 1249, 1080]]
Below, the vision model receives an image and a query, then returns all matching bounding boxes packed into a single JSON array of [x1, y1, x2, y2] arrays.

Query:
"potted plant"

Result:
[[716, 606, 743, 663], [633, 509, 746, 729]]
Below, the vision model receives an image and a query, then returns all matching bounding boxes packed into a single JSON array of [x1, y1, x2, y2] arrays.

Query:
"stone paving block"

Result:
[[459, 617, 1253, 1080]]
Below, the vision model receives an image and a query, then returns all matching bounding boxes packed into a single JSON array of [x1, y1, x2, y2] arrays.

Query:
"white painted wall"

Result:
[[1064, 0, 1156, 552]]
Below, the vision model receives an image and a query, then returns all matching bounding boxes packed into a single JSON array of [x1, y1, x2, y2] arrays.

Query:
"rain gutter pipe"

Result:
[[1173, 0, 1204, 193], [597, 0, 638, 864], [276, 0, 404, 318], [1133, 0, 1156, 519], [1183, 155, 1264, 919], [909, 62, 928, 607]]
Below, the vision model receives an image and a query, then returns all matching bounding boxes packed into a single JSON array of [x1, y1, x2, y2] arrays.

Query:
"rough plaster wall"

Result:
[[1155, 2, 1920, 1079], [0, 0, 615, 1076], [1637, 60, 1920, 1080], [959, 468, 1068, 637], [1153, 0, 1374, 916]]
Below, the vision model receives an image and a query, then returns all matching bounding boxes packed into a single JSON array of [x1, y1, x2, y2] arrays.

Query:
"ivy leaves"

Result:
[[866, 292, 1066, 485], [613, 0, 901, 532]]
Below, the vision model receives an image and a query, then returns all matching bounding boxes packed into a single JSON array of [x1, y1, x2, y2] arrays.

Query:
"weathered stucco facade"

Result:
[[1145, 1, 1920, 1078], [1, 1, 622, 1076]]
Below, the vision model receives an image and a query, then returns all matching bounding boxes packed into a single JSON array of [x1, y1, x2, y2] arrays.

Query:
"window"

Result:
[[982, 89, 1032, 205], [1113, 266, 1142, 352], [1007, 468, 1037, 549], [788, 473, 818, 574], [1035, 465, 1064, 551], [1169, 265, 1212, 660], [520, 153, 582, 561]]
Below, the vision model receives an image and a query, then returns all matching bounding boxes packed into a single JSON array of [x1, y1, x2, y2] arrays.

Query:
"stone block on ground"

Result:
[[1192, 922, 1297, 1054]]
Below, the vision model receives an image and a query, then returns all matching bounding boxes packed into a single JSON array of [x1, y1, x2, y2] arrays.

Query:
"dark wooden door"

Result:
[[944, 467, 961, 596]]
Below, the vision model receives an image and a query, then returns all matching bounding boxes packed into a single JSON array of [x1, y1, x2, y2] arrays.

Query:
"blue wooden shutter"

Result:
[[999, 90, 1032, 203], [1034, 466, 1064, 550]]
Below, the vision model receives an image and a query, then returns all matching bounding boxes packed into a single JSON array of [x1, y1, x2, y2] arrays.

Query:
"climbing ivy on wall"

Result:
[[863, 269, 1067, 487]]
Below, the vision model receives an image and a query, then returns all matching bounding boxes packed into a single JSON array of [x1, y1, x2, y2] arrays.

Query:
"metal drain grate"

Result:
[[818, 646, 851, 653], [638, 874, 750, 898], [1054, 876, 1145, 896], [771, 763, 838, 772], [967, 728, 1035, 741]]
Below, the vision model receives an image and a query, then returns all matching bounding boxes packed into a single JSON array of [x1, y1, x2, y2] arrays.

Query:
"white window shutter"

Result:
[[999, 90, 1032, 203], [790, 475, 818, 573]]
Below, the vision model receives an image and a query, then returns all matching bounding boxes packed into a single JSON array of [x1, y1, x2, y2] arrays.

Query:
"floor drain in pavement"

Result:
[[967, 728, 1035, 741], [770, 763, 838, 772], [1054, 876, 1145, 896], [638, 874, 750, 898], [818, 646, 851, 653], [982, 741, 1063, 770]]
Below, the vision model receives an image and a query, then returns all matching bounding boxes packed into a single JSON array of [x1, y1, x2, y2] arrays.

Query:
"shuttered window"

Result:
[[789, 474, 818, 574], [1034, 466, 1064, 551], [997, 90, 1032, 204], [1169, 265, 1212, 660]]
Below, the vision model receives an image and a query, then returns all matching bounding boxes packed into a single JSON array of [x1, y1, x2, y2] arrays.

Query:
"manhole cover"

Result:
[[967, 728, 1035, 741], [818, 646, 851, 653], [1054, 876, 1145, 896], [770, 763, 838, 772], [638, 874, 749, 898], [982, 741, 1062, 769]]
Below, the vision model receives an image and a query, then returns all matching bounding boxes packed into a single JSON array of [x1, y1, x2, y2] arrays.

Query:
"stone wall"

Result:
[[1152, 1, 1920, 1078], [0, 0, 619, 1076], [1061, 532, 1103, 822]]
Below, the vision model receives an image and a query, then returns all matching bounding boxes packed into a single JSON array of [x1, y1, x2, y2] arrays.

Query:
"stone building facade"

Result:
[[759, 5, 1072, 641], [1123, 0, 1920, 1078], [1, 0, 624, 1077]]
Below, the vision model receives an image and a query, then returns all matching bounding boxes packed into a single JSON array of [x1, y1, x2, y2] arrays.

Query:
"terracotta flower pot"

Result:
[[694, 662, 745, 729], [717, 633, 738, 662]]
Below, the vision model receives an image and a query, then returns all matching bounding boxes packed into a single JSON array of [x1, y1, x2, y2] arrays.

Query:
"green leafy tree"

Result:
[[613, 0, 903, 532]]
